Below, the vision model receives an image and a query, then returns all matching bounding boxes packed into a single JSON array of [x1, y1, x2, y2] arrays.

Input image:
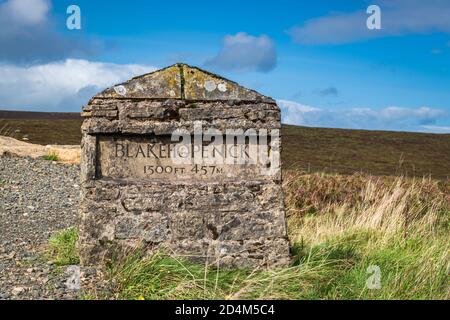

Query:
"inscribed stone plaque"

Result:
[[96, 135, 277, 182]]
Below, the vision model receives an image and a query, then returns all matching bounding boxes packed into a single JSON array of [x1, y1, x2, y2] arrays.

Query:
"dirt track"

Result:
[[0, 136, 80, 164]]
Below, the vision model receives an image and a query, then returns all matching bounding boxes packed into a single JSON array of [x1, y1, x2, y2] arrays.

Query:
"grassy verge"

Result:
[[48, 172, 447, 299], [103, 172, 449, 300], [107, 250, 336, 300], [106, 234, 448, 300], [48, 227, 80, 266], [284, 171, 449, 299]]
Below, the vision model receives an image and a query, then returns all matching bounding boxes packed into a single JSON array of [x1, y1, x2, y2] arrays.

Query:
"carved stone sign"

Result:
[[79, 63, 290, 268], [96, 135, 275, 182]]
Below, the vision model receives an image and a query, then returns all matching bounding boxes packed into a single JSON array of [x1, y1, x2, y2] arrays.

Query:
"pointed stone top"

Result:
[[94, 63, 275, 103]]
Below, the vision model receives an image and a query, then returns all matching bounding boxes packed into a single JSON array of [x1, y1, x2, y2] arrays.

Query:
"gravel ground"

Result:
[[0, 155, 104, 300]]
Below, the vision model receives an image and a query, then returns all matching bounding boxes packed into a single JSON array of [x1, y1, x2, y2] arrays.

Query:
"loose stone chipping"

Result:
[[79, 63, 290, 268]]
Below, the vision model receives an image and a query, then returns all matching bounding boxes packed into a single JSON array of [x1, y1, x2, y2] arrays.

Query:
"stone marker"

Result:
[[79, 63, 290, 268]]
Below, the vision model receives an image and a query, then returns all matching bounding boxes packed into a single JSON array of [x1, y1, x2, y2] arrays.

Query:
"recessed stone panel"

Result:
[[96, 135, 275, 182]]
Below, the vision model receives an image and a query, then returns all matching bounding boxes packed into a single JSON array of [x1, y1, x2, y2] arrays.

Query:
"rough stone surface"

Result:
[[93, 64, 275, 103], [79, 63, 290, 268]]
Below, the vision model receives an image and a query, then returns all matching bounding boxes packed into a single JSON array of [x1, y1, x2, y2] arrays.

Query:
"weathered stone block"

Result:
[[78, 63, 290, 269], [169, 212, 205, 240], [115, 212, 169, 243]]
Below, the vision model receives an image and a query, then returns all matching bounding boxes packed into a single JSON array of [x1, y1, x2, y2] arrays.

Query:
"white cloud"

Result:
[[289, 0, 450, 45], [0, 59, 155, 111], [0, 0, 50, 27], [420, 125, 450, 133], [206, 32, 277, 72], [277, 100, 450, 133], [277, 99, 319, 125]]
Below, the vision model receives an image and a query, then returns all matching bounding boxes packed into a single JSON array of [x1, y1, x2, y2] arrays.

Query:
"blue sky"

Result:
[[0, 0, 449, 133]]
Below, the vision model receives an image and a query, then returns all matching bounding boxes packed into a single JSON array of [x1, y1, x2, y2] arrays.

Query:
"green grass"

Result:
[[42, 152, 60, 161], [98, 173, 449, 300], [48, 227, 80, 266], [105, 227, 448, 300], [294, 232, 449, 299], [107, 250, 332, 300]]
